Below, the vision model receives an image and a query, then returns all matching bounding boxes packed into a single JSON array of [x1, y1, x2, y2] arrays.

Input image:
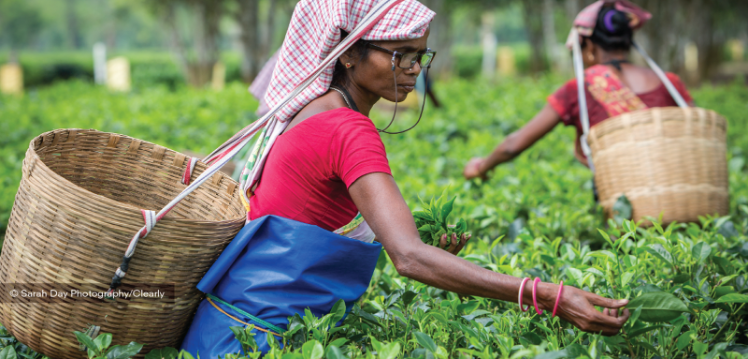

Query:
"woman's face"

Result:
[[344, 28, 430, 103]]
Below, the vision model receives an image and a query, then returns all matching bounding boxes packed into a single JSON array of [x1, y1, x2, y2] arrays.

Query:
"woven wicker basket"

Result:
[[0, 129, 246, 358], [588, 107, 729, 224]]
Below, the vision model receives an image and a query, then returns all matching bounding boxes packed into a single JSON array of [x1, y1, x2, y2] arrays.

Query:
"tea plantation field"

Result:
[[0, 76, 747, 358]]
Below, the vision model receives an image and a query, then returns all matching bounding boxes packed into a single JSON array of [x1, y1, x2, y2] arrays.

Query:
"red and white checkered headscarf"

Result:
[[265, 0, 435, 123]]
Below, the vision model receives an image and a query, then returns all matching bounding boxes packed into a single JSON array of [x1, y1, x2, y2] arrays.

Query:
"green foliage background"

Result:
[[1, 76, 747, 358]]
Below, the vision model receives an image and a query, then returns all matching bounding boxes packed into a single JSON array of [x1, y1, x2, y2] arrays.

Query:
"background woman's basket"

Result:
[[0, 129, 246, 358], [588, 107, 729, 224]]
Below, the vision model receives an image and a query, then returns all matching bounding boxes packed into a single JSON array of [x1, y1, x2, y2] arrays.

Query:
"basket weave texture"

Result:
[[0, 129, 246, 358], [588, 107, 729, 224]]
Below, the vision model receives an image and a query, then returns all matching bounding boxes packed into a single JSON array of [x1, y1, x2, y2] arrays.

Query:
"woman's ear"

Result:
[[339, 50, 356, 69], [581, 38, 597, 66]]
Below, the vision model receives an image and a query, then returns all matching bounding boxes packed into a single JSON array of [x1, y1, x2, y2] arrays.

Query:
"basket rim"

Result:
[[28, 128, 246, 225], [588, 106, 726, 137]]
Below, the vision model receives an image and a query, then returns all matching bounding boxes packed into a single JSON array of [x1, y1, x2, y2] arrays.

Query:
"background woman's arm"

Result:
[[464, 104, 562, 179], [349, 173, 630, 335]]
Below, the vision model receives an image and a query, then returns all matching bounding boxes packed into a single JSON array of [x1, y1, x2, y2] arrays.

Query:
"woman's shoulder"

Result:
[[664, 72, 687, 86], [323, 108, 379, 134]]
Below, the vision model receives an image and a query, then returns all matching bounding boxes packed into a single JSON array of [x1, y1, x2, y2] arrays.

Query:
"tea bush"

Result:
[[0, 75, 746, 358]]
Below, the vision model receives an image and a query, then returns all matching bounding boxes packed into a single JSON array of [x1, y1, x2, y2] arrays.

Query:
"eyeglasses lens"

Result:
[[398, 52, 434, 69]]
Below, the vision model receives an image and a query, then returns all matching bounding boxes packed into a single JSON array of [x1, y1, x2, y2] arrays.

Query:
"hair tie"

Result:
[[604, 10, 617, 32]]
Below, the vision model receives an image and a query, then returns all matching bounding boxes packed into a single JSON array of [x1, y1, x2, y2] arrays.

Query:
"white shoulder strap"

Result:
[[571, 28, 596, 173]]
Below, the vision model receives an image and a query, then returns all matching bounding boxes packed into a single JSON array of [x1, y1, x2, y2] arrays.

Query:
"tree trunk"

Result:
[[420, 0, 453, 79], [542, 0, 559, 70], [260, 0, 277, 64], [182, 0, 222, 87], [66, 0, 82, 49], [164, 3, 190, 78], [236, 0, 262, 83], [522, 0, 548, 74]]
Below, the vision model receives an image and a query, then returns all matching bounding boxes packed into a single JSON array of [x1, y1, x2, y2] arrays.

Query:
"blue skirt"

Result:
[[181, 215, 382, 358]]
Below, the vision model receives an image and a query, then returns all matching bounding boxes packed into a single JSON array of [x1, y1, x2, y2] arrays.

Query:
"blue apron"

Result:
[[181, 215, 382, 357]]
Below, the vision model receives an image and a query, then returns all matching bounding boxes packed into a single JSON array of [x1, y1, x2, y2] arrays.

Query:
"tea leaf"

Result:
[[564, 343, 589, 358], [377, 342, 401, 359], [645, 244, 673, 265], [325, 346, 346, 359], [714, 293, 748, 304], [0, 346, 17, 359], [105, 342, 144, 359], [328, 338, 348, 348], [74, 331, 99, 354], [413, 332, 438, 353], [612, 195, 632, 223], [145, 348, 179, 359], [627, 325, 664, 338], [94, 333, 113, 352], [531, 349, 567, 359], [329, 299, 346, 326], [441, 196, 456, 221], [402, 290, 418, 307], [692, 242, 712, 263], [627, 292, 688, 322], [302, 341, 324, 359]]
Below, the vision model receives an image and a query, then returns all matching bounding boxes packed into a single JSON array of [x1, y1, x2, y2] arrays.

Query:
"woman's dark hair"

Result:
[[331, 30, 370, 87], [588, 7, 633, 52]]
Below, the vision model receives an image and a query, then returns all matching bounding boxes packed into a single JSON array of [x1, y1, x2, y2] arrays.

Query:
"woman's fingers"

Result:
[[452, 233, 470, 255], [439, 234, 447, 250], [593, 307, 629, 329], [451, 233, 471, 255], [587, 292, 628, 309], [446, 233, 458, 253], [463, 158, 484, 180], [602, 308, 619, 317]]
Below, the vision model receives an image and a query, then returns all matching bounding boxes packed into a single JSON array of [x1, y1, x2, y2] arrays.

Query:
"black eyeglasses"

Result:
[[363, 42, 436, 70]]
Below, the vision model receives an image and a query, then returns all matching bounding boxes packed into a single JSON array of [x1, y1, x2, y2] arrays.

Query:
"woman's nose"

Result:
[[404, 61, 422, 76]]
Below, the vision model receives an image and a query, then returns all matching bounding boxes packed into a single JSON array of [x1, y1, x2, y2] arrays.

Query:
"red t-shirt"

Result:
[[249, 108, 392, 231], [547, 72, 693, 137]]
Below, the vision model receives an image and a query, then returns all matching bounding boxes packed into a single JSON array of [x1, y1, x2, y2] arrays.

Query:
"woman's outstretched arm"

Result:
[[464, 104, 562, 180], [349, 173, 630, 336]]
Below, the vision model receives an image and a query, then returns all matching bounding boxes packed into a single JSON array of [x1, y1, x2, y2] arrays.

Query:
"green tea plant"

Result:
[[0, 75, 747, 358], [413, 192, 470, 246], [73, 330, 143, 359]]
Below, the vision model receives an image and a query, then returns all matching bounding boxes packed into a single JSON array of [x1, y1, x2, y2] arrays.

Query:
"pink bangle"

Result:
[[552, 281, 564, 317], [532, 278, 543, 315], [518, 277, 530, 312]]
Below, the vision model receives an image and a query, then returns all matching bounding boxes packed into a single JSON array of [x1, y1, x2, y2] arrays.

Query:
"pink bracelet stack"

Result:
[[517, 277, 564, 317]]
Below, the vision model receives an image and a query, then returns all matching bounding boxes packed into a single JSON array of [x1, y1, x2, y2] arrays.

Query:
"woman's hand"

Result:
[[535, 283, 630, 336], [463, 157, 487, 180], [438, 232, 471, 255]]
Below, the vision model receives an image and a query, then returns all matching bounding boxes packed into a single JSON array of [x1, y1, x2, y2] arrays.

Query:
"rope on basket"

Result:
[[106, 0, 406, 298]]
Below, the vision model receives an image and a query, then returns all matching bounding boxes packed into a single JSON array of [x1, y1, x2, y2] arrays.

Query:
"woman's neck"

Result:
[[596, 50, 629, 65], [340, 82, 380, 117]]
